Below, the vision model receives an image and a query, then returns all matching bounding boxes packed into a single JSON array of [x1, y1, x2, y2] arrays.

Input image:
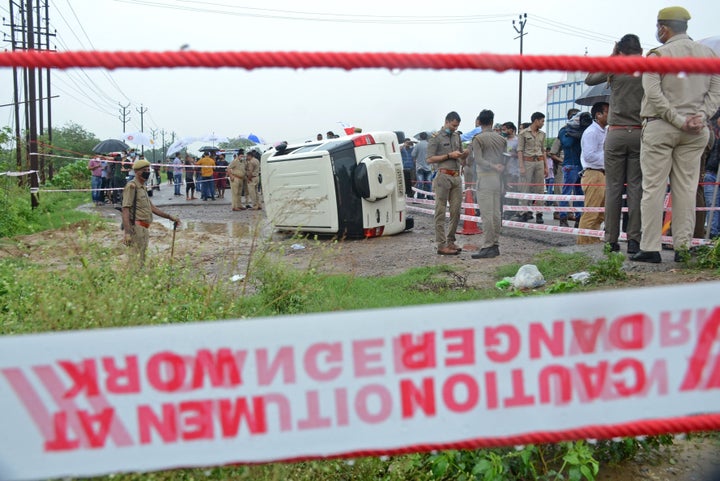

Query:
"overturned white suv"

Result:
[[260, 131, 414, 238]]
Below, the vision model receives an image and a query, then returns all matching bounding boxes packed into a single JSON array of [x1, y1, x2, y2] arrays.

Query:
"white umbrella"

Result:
[[122, 131, 155, 147], [167, 136, 199, 156], [200, 133, 229, 144], [699, 36, 720, 55]]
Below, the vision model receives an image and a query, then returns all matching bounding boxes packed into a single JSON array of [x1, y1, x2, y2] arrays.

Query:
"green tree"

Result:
[[38, 122, 101, 172], [224, 136, 256, 150], [0, 126, 14, 173]]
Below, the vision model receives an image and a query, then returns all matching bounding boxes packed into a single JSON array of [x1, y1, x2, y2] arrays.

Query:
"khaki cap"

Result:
[[657, 6, 691, 21], [132, 159, 151, 170]]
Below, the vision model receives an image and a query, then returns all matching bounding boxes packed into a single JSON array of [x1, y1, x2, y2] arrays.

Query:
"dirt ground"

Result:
[[52, 196, 720, 292], [2, 196, 719, 480]]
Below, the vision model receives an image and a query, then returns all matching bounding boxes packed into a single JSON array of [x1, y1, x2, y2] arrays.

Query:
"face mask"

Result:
[[140, 171, 151, 181], [501, 132, 508, 137], [655, 27, 664, 43], [444, 128, 452, 135]]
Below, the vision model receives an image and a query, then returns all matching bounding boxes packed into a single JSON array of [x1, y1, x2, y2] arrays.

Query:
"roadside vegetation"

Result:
[[1, 158, 719, 480]]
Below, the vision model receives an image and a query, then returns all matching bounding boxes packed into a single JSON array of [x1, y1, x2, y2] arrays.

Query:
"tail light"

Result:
[[352, 134, 376, 147], [363, 226, 384, 238]]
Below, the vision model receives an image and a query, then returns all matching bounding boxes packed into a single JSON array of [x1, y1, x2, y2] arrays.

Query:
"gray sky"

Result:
[[1, 0, 717, 151]]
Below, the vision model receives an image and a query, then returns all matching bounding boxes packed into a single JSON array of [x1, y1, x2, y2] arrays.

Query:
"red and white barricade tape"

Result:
[[1, 283, 720, 480]]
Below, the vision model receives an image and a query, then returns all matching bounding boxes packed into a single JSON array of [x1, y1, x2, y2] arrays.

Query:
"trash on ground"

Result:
[[569, 271, 591, 284], [512, 264, 546, 289], [230, 274, 245, 282], [291, 243, 305, 250]]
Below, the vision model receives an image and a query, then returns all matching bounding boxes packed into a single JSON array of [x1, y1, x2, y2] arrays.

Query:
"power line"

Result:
[[47, 0, 132, 107], [112, 0, 516, 24], [58, 0, 132, 103]]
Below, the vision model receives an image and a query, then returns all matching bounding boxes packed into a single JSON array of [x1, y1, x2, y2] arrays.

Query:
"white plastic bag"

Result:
[[512, 264, 545, 289]]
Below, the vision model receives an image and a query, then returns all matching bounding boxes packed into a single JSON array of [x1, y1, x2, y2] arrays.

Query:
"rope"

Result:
[[1, 50, 720, 74]]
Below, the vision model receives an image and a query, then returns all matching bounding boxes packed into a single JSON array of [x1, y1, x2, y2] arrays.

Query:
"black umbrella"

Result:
[[575, 83, 611, 106], [198, 145, 221, 153], [93, 139, 130, 154]]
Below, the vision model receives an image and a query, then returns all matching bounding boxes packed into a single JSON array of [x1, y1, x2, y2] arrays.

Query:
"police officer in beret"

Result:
[[631, 6, 720, 263], [122, 158, 181, 265]]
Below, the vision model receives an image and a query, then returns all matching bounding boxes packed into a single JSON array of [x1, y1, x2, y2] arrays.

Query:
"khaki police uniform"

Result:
[[639, 33, 720, 251], [228, 155, 247, 210], [517, 127, 546, 215], [427, 129, 463, 248], [587, 70, 644, 247], [472, 131, 507, 249], [122, 177, 154, 264], [246, 155, 261, 209]]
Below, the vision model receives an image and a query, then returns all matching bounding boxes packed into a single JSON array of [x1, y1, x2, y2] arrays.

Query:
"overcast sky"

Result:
[[0, 0, 717, 151]]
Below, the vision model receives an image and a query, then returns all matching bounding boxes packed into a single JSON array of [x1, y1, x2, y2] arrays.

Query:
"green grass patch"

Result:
[[0, 184, 100, 238]]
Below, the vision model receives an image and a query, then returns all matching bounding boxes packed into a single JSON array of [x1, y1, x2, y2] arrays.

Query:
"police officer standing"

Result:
[[427, 111, 469, 255], [122, 159, 180, 266], [228, 149, 247, 211], [631, 6, 720, 263]]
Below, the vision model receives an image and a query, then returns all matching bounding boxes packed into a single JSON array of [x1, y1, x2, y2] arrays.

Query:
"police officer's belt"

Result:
[[438, 169, 460, 176]]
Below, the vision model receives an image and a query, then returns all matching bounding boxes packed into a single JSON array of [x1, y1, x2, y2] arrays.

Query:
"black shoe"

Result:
[[630, 250, 661, 263], [627, 239, 640, 254], [574, 220, 580, 228], [535, 213, 544, 224], [472, 246, 499, 259], [559, 219, 569, 227], [607, 242, 620, 252]]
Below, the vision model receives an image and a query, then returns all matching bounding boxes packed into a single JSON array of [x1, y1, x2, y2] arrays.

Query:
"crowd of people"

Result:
[[88, 148, 263, 209], [403, 6, 719, 263], [87, 148, 264, 265]]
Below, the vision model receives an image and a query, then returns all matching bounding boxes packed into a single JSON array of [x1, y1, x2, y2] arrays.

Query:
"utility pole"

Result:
[[513, 13, 528, 129], [161, 129, 166, 161], [150, 127, 158, 163], [8, 0, 24, 181], [6, 0, 54, 188], [118, 103, 131, 133], [26, 0, 39, 208], [136, 103, 147, 154]]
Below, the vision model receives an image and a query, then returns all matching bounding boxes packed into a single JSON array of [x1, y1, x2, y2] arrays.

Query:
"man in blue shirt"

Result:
[[401, 138, 415, 198], [557, 110, 591, 227]]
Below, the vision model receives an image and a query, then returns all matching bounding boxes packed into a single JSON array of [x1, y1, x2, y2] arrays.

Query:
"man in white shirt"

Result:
[[577, 102, 609, 244]]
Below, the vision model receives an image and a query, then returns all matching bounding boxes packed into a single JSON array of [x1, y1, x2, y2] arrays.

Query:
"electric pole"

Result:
[[513, 13, 528, 129], [118, 103, 131, 133], [161, 129, 166, 160], [150, 128, 158, 162], [25, 0, 39, 208], [136, 103, 147, 154]]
